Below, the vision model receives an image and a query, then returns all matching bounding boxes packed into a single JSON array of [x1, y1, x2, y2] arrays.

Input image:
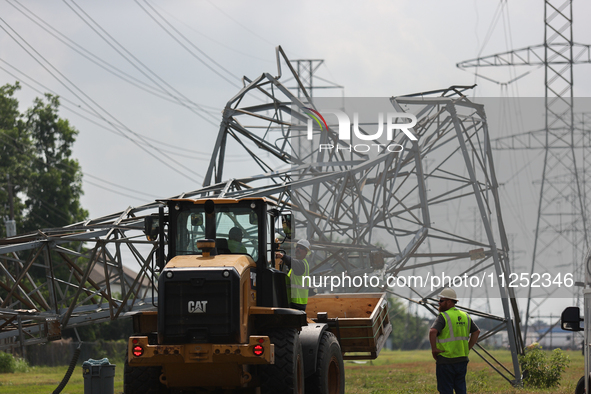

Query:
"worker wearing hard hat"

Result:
[[429, 288, 480, 394], [275, 239, 311, 311]]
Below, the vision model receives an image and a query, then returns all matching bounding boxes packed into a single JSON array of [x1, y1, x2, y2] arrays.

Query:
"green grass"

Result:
[[0, 349, 583, 393], [0, 364, 123, 394], [344, 349, 585, 394]]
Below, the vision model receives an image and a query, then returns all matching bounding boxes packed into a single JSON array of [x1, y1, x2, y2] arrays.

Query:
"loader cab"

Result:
[[169, 199, 263, 262], [146, 197, 289, 309], [147, 198, 277, 267]]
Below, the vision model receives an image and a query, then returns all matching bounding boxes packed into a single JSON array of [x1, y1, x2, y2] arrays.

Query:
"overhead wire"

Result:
[[136, 0, 242, 89], [6, 0, 220, 118], [0, 129, 158, 202], [0, 60, 251, 165], [0, 13, 203, 183], [148, 1, 273, 63], [471, 1, 538, 270], [136, 0, 269, 105], [62, 0, 220, 129], [205, 0, 277, 48]]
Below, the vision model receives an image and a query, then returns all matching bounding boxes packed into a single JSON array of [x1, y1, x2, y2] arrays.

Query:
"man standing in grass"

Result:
[[429, 288, 480, 394]]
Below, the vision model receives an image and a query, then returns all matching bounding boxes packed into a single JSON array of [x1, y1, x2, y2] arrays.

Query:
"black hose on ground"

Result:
[[52, 342, 82, 394]]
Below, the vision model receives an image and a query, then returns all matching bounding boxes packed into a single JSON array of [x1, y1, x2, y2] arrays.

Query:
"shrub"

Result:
[[0, 351, 16, 373], [519, 343, 570, 388], [14, 357, 30, 373]]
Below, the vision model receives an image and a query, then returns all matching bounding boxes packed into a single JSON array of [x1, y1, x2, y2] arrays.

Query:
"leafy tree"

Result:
[[22, 93, 88, 232], [0, 83, 88, 235], [388, 298, 429, 349]]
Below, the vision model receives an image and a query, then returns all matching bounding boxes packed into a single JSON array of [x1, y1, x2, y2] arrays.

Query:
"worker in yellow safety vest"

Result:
[[429, 288, 480, 394], [275, 239, 310, 311], [228, 227, 247, 254]]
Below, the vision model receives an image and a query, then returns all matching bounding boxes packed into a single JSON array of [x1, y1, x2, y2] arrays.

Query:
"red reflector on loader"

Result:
[[257, 338, 264, 344], [132, 339, 139, 344], [253, 345, 264, 356], [133, 345, 144, 357]]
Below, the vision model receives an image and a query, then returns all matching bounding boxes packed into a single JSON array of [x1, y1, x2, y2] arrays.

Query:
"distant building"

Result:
[[537, 327, 582, 350], [88, 261, 152, 299]]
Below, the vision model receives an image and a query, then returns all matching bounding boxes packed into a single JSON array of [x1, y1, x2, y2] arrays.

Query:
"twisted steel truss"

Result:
[[0, 47, 522, 383]]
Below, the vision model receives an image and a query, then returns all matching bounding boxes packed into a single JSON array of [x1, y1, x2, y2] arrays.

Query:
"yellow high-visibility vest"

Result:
[[436, 307, 471, 358], [288, 257, 309, 305]]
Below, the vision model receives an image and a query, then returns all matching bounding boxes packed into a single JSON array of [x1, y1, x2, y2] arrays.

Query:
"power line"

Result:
[[137, 0, 242, 89], [205, 0, 277, 48], [84, 178, 154, 202], [0, 16, 203, 183], [63, 0, 221, 129], [0, 126, 158, 202], [148, 1, 273, 64], [0, 64, 243, 163], [0, 59, 215, 159], [6, 0, 221, 118]]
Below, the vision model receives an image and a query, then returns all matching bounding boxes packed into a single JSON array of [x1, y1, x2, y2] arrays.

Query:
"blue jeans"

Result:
[[436, 362, 468, 394]]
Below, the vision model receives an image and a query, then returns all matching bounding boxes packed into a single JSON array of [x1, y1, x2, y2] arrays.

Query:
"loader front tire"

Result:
[[260, 328, 304, 394], [124, 350, 167, 394]]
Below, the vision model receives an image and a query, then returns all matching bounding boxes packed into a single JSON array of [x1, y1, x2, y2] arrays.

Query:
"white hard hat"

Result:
[[438, 288, 458, 301], [296, 239, 311, 250]]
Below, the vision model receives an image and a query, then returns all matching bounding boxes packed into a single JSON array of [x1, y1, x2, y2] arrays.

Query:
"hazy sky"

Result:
[[2, 0, 590, 220], [2, 1, 591, 325]]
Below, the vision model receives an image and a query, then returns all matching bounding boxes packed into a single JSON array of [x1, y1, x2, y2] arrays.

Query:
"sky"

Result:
[[1, 0, 589, 219], [2, 0, 591, 323]]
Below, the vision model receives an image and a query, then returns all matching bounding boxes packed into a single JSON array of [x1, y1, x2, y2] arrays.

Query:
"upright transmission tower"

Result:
[[457, 0, 591, 339], [288, 59, 343, 99]]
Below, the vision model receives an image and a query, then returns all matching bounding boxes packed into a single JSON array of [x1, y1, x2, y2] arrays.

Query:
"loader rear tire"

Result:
[[305, 331, 344, 394], [124, 350, 167, 394], [576, 375, 586, 394], [260, 328, 304, 394]]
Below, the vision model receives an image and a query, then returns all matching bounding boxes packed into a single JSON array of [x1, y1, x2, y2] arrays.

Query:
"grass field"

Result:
[[0, 349, 584, 393], [345, 349, 583, 394]]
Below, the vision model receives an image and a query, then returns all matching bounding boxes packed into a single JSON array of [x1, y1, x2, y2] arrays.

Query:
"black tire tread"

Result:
[[124, 350, 165, 394], [260, 328, 303, 394], [576, 376, 585, 394], [305, 331, 344, 394]]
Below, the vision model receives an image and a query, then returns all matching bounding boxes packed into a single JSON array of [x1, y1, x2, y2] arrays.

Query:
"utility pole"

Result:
[[5, 174, 16, 237]]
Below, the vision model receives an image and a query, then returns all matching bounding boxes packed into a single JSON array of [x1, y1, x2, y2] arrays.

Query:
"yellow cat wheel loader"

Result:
[[125, 197, 391, 394]]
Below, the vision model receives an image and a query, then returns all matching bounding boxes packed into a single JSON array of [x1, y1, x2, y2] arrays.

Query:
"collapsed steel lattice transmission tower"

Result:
[[457, 0, 591, 339], [1, 47, 522, 384]]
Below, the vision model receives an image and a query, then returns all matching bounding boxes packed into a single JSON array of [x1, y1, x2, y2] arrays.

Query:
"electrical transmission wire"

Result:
[[205, 0, 277, 48], [62, 0, 222, 128], [0, 129, 158, 202], [6, 0, 221, 119], [136, 0, 242, 89], [148, 1, 273, 63], [0, 14, 204, 183], [0, 60, 253, 165]]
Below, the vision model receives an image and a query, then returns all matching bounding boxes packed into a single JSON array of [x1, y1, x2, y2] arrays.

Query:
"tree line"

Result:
[[0, 82, 87, 237]]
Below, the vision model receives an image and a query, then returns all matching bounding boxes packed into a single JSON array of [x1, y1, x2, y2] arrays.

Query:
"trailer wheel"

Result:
[[260, 328, 304, 394], [306, 331, 344, 394], [124, 350, 167, 394], [576, 376, 586, 394]]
